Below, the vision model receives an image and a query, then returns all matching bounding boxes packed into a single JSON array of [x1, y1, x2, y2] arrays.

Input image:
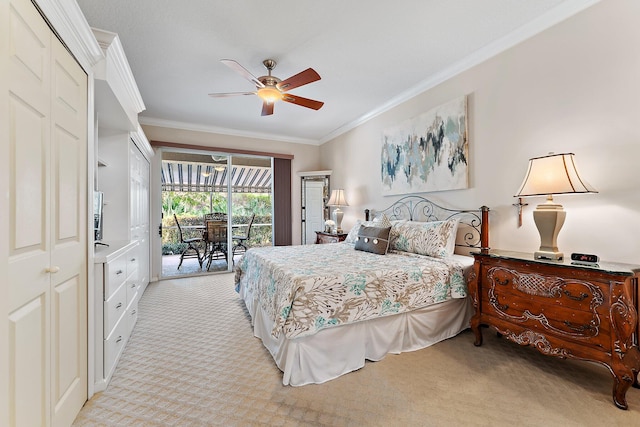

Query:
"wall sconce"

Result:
[[514, 152, 597, 260]]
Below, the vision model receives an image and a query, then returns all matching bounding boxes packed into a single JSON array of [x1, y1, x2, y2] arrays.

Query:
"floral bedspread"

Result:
[[234, 243, 467, 339]]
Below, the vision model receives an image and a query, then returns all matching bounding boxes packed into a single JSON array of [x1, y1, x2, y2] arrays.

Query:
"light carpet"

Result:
[[73, 273, 640, 426]]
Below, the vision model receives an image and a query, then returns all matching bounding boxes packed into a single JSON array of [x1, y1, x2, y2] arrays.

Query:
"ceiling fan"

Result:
[[208, 59, 324, 116]]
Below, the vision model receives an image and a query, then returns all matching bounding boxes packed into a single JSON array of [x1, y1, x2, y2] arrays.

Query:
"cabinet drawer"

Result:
[[480, 286, 611, 348], [104, 282, 127, 336], [104, 315, 128, 379], [127, 300, 138, 334], [105, 255, 127, 298], [127, 251, 139, 278], [483, 265, 607, 314], [126, 271, 139, 306]]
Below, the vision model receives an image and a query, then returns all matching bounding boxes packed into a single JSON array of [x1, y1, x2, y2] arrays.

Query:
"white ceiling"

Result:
[[76, 0, 598, 145]]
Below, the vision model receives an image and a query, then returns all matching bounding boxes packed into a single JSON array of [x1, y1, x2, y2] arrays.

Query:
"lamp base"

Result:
[[532, 199, 566, 261], [332, 208, 344, 234], [534, 250, 564, 261]]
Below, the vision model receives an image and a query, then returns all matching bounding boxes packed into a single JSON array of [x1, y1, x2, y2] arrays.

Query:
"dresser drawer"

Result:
[[104, 315, 128, 379], [104, 282, 127, 336], [483, 265, 607, 313], [126, 251, 139, 278], [479, 286, 611, 348], [104, 254, 127, 298], [127, 300, 138, 334], [126, 270, 139, 306]]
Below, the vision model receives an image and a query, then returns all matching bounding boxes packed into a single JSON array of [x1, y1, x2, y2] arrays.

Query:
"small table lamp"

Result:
[[327, 189, 349, 233], [514, 152, 597, 261]]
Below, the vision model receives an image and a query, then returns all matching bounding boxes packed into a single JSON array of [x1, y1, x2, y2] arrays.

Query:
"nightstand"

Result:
[[468, 249, 640, 409], [315, 231, 347, 244]]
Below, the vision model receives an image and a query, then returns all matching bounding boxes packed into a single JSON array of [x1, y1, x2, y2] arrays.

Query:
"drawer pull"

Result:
[[495, 278, 510, 286], [131, 310, 137, 315], [116, 336, 123, 344], [116, 270, 124, 275], [495, 302, 509, 311], [45, 266, 60, 273], [131, 283, 136, 288], [563, 320, 595, 333], [130, 258, 136, 262], [562, 290, 589, 301], [116, 302, 122, 309]]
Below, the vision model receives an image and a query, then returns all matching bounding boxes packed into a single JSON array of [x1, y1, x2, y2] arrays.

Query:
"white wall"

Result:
[[320, 0, 640, 265], [142, 124, 321, 280]]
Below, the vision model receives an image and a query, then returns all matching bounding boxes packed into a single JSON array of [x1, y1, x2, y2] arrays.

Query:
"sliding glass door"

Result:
[[160, 149, 272, 278]]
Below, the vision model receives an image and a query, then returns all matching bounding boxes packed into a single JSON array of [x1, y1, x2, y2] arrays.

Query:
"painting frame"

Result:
[[381, 95, 468, 196]]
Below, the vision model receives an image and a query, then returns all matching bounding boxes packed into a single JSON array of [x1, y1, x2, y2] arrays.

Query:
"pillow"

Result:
[[354, 225, 392, 255], [390, 218, 459, 258], [344, 214, 391, 244]]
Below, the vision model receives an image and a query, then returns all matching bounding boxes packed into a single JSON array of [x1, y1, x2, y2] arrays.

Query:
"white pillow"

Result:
[[344, 214, 392, 244], [390, 218, 459, 258]]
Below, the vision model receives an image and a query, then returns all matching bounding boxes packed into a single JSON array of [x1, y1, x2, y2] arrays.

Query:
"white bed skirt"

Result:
[[239, 284, 474, 386]]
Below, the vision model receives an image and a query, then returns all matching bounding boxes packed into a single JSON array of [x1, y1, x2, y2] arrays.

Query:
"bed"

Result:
[[235, 196, 489, 386]]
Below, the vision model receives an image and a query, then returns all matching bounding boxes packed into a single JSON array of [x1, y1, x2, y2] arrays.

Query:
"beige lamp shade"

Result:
[[514, 153, 597, 261], [515, 153, 597, 197], [327, 189, 349, 206]]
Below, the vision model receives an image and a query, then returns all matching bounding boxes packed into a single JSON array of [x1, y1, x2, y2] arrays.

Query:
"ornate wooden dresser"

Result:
[[469, 250, 640, 409]]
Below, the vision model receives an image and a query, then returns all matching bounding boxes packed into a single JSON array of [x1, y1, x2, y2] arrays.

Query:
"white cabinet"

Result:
[[94, 241, 139, 389], [91, 26, 152, 397]]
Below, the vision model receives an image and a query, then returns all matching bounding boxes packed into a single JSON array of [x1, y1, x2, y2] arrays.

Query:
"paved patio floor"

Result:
[[161, 253, 239, 279]]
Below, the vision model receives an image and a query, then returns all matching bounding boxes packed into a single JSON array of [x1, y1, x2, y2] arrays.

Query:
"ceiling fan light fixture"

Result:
[[257, 86, 282, 103]]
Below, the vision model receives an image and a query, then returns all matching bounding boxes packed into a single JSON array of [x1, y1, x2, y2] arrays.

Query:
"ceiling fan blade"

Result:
[[221, 59, 265, 88], [261, 102, 274, 116], [208, 91, 256, 97], [281, 94, 324, 110], [277, 68, 321, 92]]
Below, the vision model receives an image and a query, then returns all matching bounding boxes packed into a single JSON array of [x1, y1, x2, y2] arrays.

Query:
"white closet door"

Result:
[[50, 34, 88, 427], [6, 0, 53, 424], [4, 0, 88, 425]]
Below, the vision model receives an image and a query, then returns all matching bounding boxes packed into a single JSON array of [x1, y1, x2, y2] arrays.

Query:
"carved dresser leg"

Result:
[[470, 318, 483, 346]]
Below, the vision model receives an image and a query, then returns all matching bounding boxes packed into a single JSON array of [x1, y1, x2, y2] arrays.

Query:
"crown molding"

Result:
[[139, 116, 321, 146], [33, 0, 103, 72], [92, 28, 146, 115], [318, 0, 601, 145]]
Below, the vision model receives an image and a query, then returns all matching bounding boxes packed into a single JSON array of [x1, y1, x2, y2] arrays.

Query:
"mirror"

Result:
[[300, 171, 332, 244]]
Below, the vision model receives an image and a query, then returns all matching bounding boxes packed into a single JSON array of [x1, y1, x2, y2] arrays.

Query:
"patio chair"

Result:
[[204, 212, 227, 222], [174, 214, 203, 269], [204, 220, 228, 270], [232, 213, 255, 260]]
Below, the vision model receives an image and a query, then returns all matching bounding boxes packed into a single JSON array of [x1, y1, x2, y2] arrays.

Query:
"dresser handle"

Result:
[[116, 302, 122, 309], [495, 303, 509, 311], [563, 321, 594, 333], [45, 266, 60, 273], [116, 270, 123, 275], [562, 290, 589, 301], [131, 310, 136, 315], [116, 336, 123, 344], [495, 278, 510, 286], [131, 283, 136, 288], [130, 258, 136, 262]]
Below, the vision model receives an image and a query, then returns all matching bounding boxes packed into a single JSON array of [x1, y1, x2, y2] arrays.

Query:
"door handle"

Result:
[[45, 266, 60, 273]]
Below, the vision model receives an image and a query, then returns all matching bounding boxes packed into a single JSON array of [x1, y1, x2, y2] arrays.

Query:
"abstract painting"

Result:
[[381, 95, 468, 196]]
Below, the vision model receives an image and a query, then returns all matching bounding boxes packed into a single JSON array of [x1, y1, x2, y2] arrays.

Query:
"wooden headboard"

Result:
[[365, 196, 490, 253]]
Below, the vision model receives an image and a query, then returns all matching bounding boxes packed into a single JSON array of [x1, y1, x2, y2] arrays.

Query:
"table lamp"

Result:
[[327, 189, 349, 233], [514, 152, 597, 261]]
